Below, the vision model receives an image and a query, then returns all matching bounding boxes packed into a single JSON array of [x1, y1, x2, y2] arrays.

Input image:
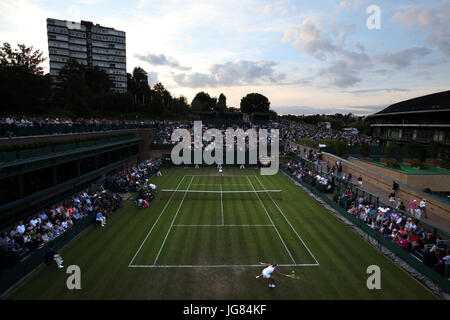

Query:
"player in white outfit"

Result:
[[255, 263, 284, 287]]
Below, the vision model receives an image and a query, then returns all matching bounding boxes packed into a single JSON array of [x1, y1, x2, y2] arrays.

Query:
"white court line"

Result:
[[153, 176, 195, 265], [128, 175, 186, 267], [173, 224, 274, 227], [247, 176, 296, 264], [220, 183, 224, 225], [191, 183, 251, 186], [255, 176, 320, 266], [129, 264, 319, 268], [185, 175, 256, 177]]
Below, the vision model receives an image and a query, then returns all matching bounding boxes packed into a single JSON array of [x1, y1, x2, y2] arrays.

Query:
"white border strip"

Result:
[[129, 264, 320, 268], [185, 175, 256, 177], [173, 224, 274, 227], [220, 183, 224, 225], [191, 183, 251, 186]]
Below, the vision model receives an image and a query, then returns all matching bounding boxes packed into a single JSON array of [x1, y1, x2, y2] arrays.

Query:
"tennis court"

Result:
[[8, 167, 436, 299], [129, 174, 319, 268]]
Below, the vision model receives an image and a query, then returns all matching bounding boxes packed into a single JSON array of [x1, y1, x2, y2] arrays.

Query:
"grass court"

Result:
[[9, 167, 436, 299]]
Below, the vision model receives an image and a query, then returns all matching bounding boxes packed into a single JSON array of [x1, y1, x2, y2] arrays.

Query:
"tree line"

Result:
[[0, 43, 275, 120]]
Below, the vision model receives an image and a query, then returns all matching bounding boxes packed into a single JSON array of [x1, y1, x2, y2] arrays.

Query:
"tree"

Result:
[[358, 142, 370, 157], [333, 140, 348, 157], [429, 141, 442, 159], [55, 60, 91, 116], [150, 90, 164, 116], [0, 42, 50, 114], [55, 59, 114, 116], [350, 120, 371, 135], [404, 142, 420, 159], [172, 95, 190, 115], [191, 91, 216, 111], [0, 42, 46, 74], [85, 66, 113, 94], [153, 82, 172, 110], [268, 109, 278, 120], [240, 93, 270, 114], [128, 67, 151, 104], [384, 143, 399, 159], [215, 93, 227, 112]]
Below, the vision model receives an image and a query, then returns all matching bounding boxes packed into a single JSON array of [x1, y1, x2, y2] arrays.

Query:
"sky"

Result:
[[0, 0, 449, 115]]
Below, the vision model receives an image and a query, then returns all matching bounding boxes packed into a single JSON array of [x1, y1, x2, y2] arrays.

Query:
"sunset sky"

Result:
[[1, 0, 449, 115]]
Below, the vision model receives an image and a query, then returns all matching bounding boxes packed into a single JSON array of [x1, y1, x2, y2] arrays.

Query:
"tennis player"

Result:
[[256, 262, 284, 287]]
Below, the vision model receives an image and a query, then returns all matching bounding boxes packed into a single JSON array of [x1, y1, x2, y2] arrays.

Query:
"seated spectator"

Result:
[[44, 244, 64, 269], [96, 211, 106, 227], [41, 232, 50, 243], [397, 234, 408, 249], [52, 224, 61, 237], [72, 211, 82, 223]]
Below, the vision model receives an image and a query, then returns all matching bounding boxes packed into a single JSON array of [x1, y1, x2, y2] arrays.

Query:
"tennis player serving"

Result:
[[256, 262, 284, 288]]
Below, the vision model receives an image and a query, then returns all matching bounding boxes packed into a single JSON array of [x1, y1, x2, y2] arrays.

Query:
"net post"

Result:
[[160, 189, 162, 200]]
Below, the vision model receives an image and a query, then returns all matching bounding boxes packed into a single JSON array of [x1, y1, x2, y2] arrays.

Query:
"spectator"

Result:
[[96, 211, 106, 227], [419, 199, 427, 219], [408, 200, 417, 216], [44, 245, 64, 269], [393, 181, 399, 194]]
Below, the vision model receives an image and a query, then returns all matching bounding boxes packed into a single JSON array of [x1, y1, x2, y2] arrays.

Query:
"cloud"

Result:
[[74, 0, 104, 4], [392, 5, 450, 56], [0, 0, 57, 72], [318, 60, 362, 87], [273, 105, 383, 115], [344, 88, 409, 94], [282, 14, 374, 88], [134, 53, 191, 71], [282, 16, 339, 60], [338, 1, 351, 9], [375, 47, 431, 69], [172, 59, 286, 88]]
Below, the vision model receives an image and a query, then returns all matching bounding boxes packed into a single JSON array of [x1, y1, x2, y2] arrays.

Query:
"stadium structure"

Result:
[[0, 110, 449, 300], [366, 90, 450, 160]]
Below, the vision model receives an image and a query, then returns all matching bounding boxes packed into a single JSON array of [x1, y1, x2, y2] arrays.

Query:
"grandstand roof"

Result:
[[367, 90, 450, 117]]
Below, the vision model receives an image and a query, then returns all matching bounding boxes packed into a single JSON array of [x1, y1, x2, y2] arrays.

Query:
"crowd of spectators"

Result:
[[0, 116, 159, 127], [281, 157, 334, 194], [279, 120, 378, 147], [0, 184, 122, 260], [0, 116, 157, 138], [108, 158, 162, 194], [0, 157, 162, 268], [152, 120, 279, 153], [343, 188, 449, 278], [2, 115, 378, 152], [281, 149, 450, 279], [151, 119, 377, 150]]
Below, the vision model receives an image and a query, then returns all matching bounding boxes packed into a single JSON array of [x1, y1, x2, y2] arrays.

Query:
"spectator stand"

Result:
[[281, 152, 450, 294]]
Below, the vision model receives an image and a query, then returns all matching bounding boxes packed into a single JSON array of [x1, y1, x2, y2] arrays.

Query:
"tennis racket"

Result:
[[284, 271, 300, 279]]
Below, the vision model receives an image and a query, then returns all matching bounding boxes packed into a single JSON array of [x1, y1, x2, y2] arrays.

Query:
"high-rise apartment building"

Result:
[[46, 18, 127, 92]]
